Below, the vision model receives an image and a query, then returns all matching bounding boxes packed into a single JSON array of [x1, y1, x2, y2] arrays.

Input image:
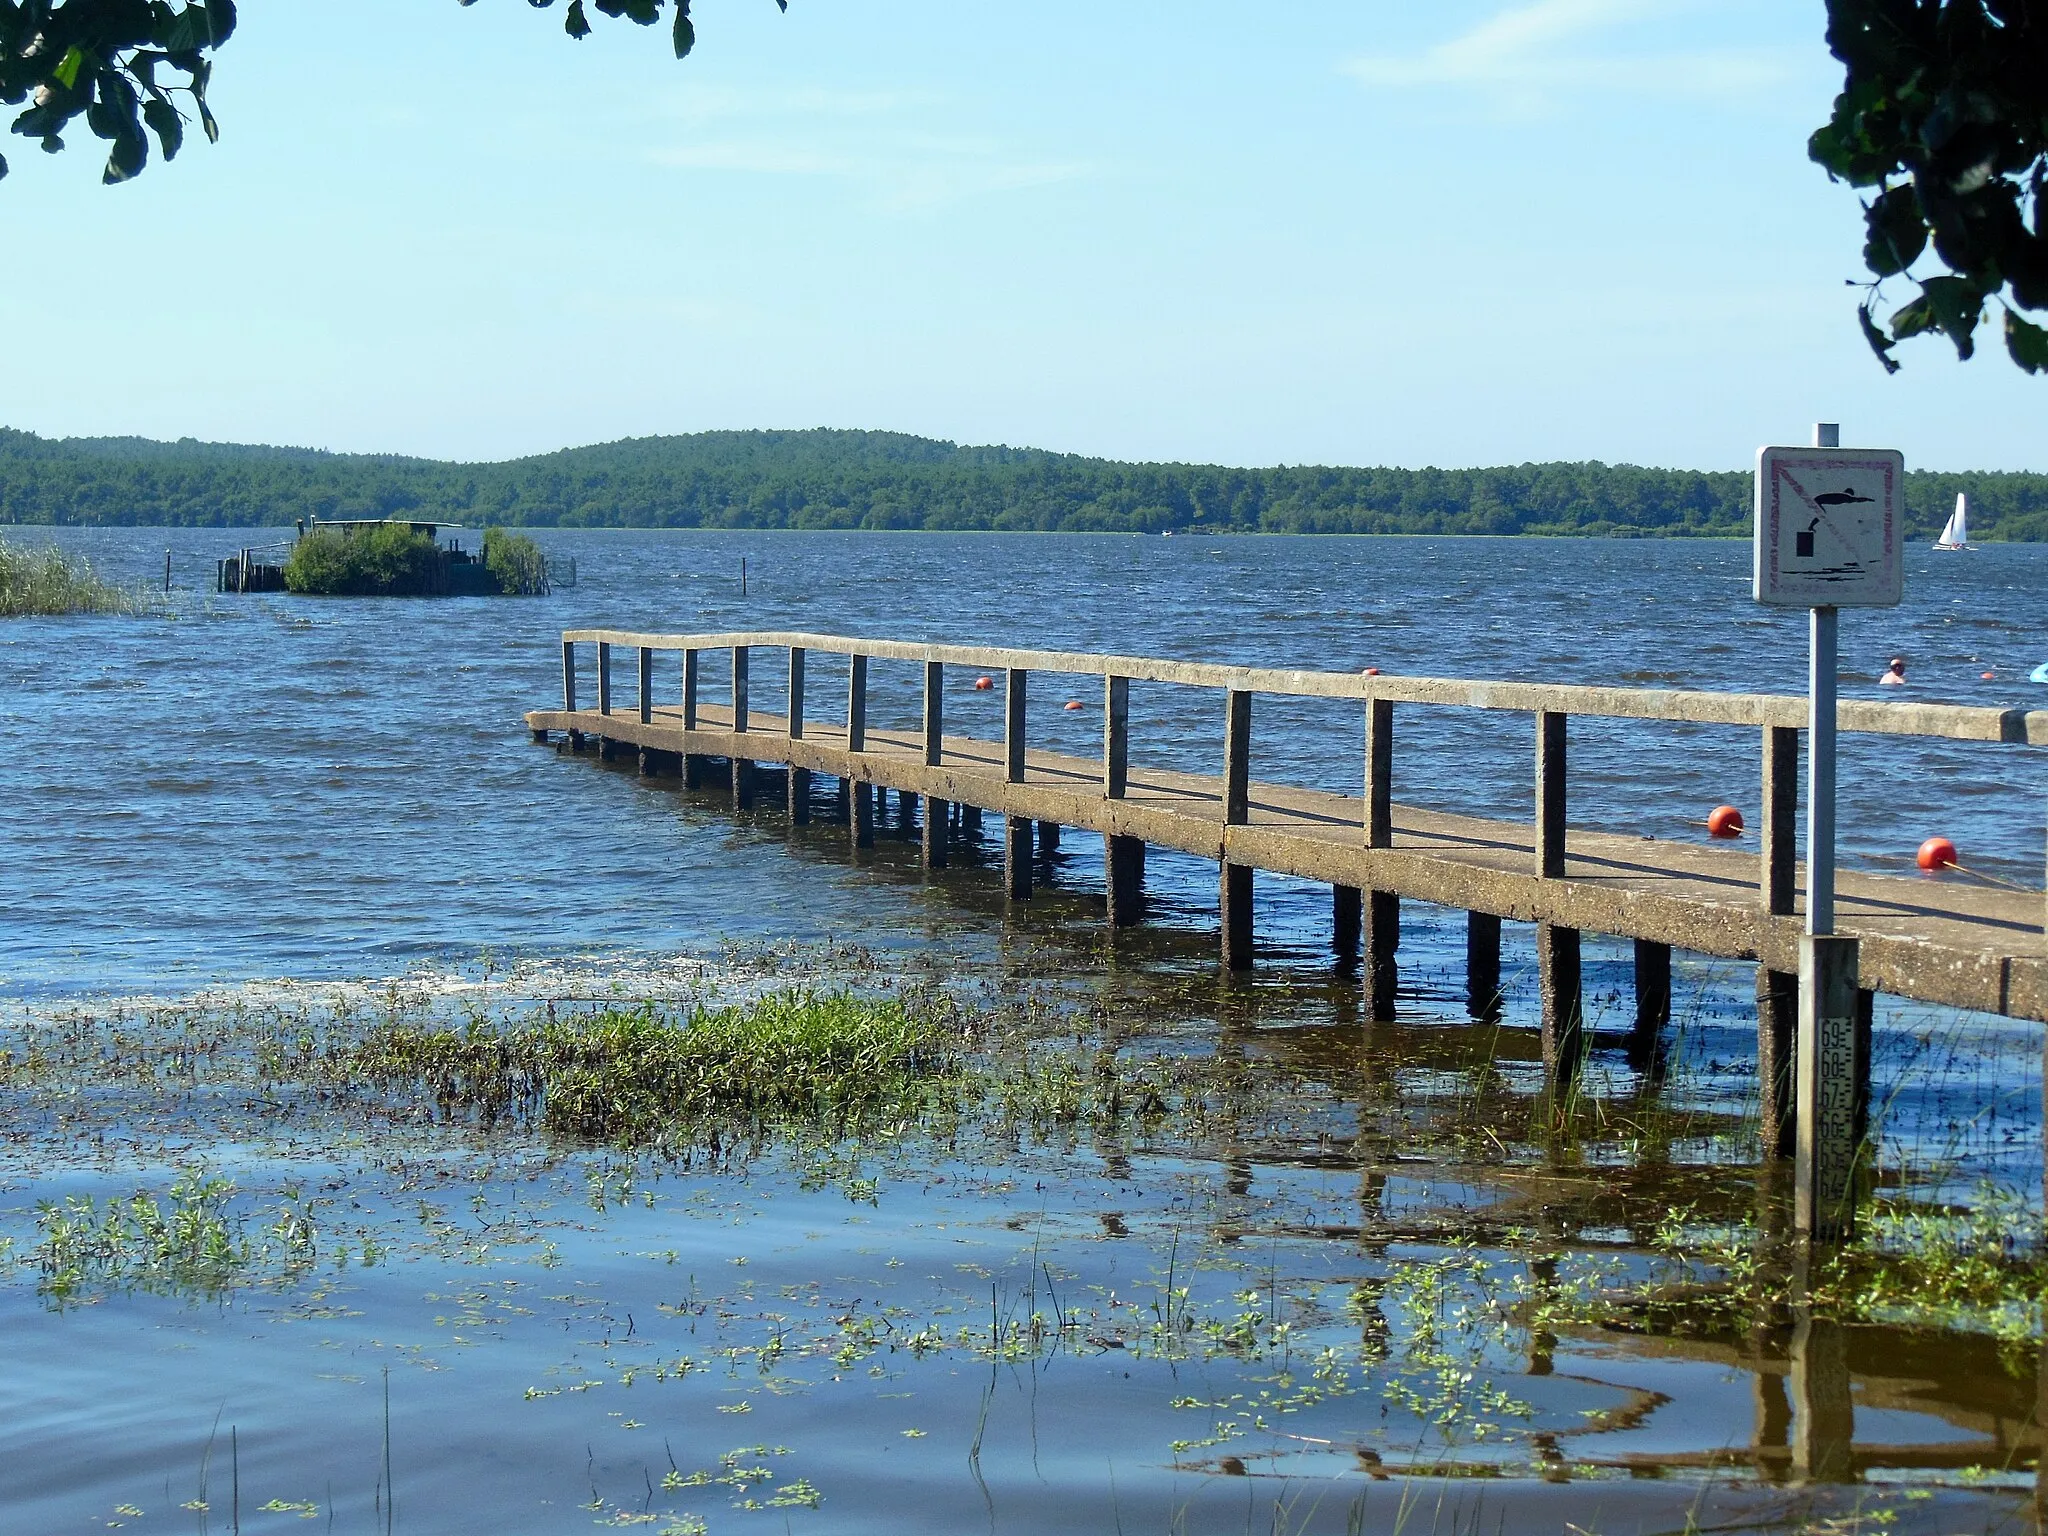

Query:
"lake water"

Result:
[[3, 527, 2047, 1534]]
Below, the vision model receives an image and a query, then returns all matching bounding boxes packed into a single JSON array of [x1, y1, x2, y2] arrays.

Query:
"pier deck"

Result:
[[526, 629, 2048, 1030]]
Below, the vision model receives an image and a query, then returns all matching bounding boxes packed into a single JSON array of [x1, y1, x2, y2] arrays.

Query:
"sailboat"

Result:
[[1934, 492, 1973, 550]]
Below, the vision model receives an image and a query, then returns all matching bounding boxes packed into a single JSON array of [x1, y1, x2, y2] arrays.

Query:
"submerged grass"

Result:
[[349, 990, 966, 1143], [0, 534, 145, 616]]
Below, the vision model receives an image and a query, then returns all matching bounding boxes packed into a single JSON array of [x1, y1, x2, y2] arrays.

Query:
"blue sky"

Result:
[[1, 1, 2038, 470]]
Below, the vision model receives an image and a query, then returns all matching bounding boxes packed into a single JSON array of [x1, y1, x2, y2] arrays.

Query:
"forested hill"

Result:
[[3, 426, 2046, 539]]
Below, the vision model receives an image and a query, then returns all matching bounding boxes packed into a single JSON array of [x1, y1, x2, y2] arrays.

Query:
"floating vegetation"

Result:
[[0, 534, 145, 616], [26, 1170, 317, 1303]]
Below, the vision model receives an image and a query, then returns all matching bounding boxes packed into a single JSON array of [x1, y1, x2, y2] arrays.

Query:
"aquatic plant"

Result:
[[283, 522, 440, 596], [0, 534, 144, 616], [28, 1170, 317, 1302], [482, 526, 549, 595], [350, 991, 966, 1144]]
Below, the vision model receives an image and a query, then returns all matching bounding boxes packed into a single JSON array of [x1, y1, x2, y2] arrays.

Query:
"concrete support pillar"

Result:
[[1332, 885, 1362, 965], [1220, 862, 1254, 970], [898, 790, 919, 835], [1365, 891, 1399, 1022], [1037, 820, 1060, 856], [637, 746, 656, 777], [568, 730, 586, 753], [1757, 966, 1797, 1160], [789, 766, 811, 825], [597, 736, 619, 762], [682, 753, 705, 789], [1795, 935, 1865, 1239], [1106, 835, 1145, 927], [1537, 922, 1584, 1080], [1467, 912, 1503, 1020], [1005, 814, 1033, 900], [732, 758, 756, 811], [961, 804, 983, 835], [923, 797, 949, 869], [852, 781, 874, 850]]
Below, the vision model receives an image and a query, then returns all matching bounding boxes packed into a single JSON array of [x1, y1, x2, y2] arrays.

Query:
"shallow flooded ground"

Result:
[[4, 531, 2047, 1532]]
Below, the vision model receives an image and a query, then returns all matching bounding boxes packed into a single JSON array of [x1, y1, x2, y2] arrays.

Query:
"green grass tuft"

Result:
[[482, 525, 549, 594], [0, 534, 145, 616], [284, 523, 441, 596]]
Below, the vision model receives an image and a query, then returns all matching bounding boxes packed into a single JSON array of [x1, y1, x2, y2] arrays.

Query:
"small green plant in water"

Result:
[[29, 1170, 316, 1302], [0, 534, 145, 616]]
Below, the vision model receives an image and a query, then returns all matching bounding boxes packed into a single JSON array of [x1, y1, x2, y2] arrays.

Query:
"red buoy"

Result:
[[1064, 699, 1083, 711], [1917, 836, 1959, 872], [1363, 667, 1381, 676], [973, 676, 994, 691], [1982, 671, 1996, 680], [1706, 805, 1744, 839]]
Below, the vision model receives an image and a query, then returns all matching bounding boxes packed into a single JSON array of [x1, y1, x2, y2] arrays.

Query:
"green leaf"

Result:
[[673, 0, 695, 59], [52, 46, 86, 91], [0, 152, 10, 182], [1859, 301, 1901, 374], [1918, 273, 1986, 356], [142, 97, 182, 160], [2005, 309, 2048, 373], [1861, 183, 1927, 277], [565, 0, 591, 39]]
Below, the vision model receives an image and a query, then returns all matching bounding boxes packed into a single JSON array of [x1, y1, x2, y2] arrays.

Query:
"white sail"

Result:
[[1935, 493, 1968, 549]]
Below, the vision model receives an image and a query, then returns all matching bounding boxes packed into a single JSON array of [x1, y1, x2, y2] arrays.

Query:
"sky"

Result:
[[0, 0, 2039, 471]]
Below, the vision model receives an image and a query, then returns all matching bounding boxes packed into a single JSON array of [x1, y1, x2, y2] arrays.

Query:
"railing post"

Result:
[[1005, 668, 1027, 783], [561, 639, 577, 713], [637, 646, 653, 725], [1224, 689, 1252, 826], [683, 649, 699, 729], [1365, 697, 1393, 848], [1104, 675, 1130, 797], [924, 660, 944, 766], [789, 647, 806, 741], [848, 654, 868, 752], [1535, 709, 1566, 877], [732, 645, 750, 734], [597, 641, 613, 717]]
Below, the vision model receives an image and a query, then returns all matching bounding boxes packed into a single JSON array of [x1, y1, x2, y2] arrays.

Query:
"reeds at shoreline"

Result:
[[0, 534, 146, 616]]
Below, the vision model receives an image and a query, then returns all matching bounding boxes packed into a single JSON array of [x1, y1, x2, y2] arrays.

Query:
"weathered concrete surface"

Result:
[[528, 698, 2048, 1023]]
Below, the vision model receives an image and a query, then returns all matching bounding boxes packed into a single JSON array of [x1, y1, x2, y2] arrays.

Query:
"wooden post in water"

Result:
[[638, 646, 653, 725], [1366, 892, 1399, 1020], [562, 640, 584, 752], [1005, 813, 1033, 900], [1106, 835, 1145, 927], [962, 805, 983, 834], [848, 655, 868, 753], [1037, 821, 1060, 856], [789, 767, 811, 825], [923, 797, 949, 869], [1534, 710, 1583, 1075], [1221, 688, 1254, 969], [852, 780, 874, 850], [1467, 913, 1503, 1019], [788, 648, 806, 741], [1632, 939, 1671, 1060], [1333, 885, 1362, 965], [1759, 723, 1800, 1157]]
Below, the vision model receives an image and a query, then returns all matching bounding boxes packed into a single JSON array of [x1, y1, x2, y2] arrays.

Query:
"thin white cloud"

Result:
[[1344, 0, 1797, 105]]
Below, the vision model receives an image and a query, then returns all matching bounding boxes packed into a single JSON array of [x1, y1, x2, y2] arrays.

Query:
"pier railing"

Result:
[[558, 628, 2048, 925]]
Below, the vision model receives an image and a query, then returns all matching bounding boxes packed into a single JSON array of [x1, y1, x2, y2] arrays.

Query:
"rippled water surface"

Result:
[[3, 527, 2047, 1535]]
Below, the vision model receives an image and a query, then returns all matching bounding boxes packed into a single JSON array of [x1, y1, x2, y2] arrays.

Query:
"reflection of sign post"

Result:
[[1753, 425, 1903, 1240]]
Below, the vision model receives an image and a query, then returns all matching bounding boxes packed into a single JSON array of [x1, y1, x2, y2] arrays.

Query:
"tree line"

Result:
[[3, 427, 2046, 539]]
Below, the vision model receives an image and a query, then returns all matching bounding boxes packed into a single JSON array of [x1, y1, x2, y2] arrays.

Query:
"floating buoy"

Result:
[[1063, 700, 1084, 711], [1982, 671, 1997, 680], [973, 676, 993, 691], [1362, 667, 1381, 676], [1706, 805, 1744, 839], [1917, 836, 1959, 872]]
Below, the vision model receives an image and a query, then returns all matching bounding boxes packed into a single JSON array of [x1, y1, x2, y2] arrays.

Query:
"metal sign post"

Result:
[[1753, 422, 1904, 1239]]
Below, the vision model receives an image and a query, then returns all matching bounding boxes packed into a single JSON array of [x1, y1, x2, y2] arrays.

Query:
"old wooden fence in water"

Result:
[[527, 628, 2048, 1215]]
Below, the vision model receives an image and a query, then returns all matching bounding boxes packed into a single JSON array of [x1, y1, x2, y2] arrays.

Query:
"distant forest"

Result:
[[3, 427, 2045, 539]]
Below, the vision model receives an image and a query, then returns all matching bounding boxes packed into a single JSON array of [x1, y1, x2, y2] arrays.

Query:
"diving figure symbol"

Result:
[[1787, 479, 1874, 564]]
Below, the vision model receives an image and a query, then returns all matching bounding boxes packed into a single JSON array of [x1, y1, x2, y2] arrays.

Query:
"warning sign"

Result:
[[1753, 446, 1904, 608]]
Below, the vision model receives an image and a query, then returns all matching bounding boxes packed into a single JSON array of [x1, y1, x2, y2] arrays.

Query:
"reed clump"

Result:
[[349, 991, 964, 1143], [284, 523, 439, 596], [482, 526, 549, 595], [0, 534, 144, 616]]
